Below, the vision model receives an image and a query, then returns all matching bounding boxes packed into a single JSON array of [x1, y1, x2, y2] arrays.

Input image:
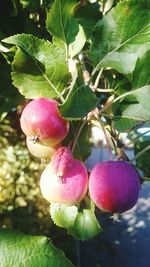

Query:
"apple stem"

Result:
[[71, 119, 87, 154], [99, 120, 113, 161]]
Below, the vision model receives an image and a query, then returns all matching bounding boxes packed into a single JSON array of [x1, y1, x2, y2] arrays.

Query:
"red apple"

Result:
[[89, 161, 140, 213], [20, 98, 69, 146], [40, 147, 88, 205]]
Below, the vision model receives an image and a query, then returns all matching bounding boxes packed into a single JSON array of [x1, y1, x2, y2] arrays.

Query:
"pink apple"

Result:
[[20, 98, 69, 146], [40, 147, 88, 205], [89, 161, 140, 213], [26, 137, 60, 159]]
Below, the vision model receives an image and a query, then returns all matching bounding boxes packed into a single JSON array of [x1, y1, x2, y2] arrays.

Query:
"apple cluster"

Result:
[[20, 98, 140, 214]]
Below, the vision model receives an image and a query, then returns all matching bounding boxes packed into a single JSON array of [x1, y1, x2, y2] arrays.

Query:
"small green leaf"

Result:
[[50, 203, 78, 228], [69, 203, 102, 241], [0, 229, 74, 267], [90, 0, 150, 75], [46, 0, 79, 46], [132, 51, 150, 89], [50, 201, 101, 241], [2, 34, 70, 100], [59, 85, 97, 120]]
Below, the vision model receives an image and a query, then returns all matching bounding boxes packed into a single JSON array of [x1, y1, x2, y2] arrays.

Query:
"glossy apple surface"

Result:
[[20, 98, 69, 146], [40, 147, 88, 205], [26, 137, 59, 159], [89, 161, 140, 213]]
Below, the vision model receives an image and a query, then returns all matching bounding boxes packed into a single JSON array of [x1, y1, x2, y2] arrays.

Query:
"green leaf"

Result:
[[50, 201, 101, 241], [114, 103, 150, 132], [50, 203, 78, 228], [2, 34, 70, 100], [46, 0, 79, 46], [69, 24, 86, 57], [0, 62, 24, 120], [75, 3, 101, 40], [0, 229, 74, 267], [114, 117, 137, 133], [132, 85, 150, 112], [69, 202, 102, 241], [132, 51, 150, 89], [59, 85, 97, 120], [123, 103, 150, 121], [90, 0, 150, 75]]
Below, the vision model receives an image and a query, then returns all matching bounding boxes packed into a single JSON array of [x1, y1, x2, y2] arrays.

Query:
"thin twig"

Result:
[[130, 144, 150, 163], [126, 129, 150, 147], [96, 88, 114, 92], [71, 119, 87, 153], [94, 68, 104, 89], [140, 176, 150, 181], [99, 120, 113, 160]]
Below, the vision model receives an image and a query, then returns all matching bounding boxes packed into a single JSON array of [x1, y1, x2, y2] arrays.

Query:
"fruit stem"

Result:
[[99, 120, 113, 161], [93, 67, 104, 89], [130, 144, 150, 163], [71, 119, 87, 153]]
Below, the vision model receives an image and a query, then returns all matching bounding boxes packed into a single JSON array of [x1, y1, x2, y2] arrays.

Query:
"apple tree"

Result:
[[0, 0, 150, 266]]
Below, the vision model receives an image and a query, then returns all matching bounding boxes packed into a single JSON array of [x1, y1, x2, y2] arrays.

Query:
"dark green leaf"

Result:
[[2, 34, 70, 100], [90, 0, 150, 75], [0, 62, 24, 119], [75, 4, 101, 39], [132, 50, 150, 89], [46, 0, 79, 45], [0, 229, 74, 267], [59, 85, 97, 120]]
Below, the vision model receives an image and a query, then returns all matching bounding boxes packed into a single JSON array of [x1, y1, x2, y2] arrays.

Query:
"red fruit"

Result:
[[20, 98, 69, 146], [26, 137, 60, 159], [40, 147, 88, 205], [89, 161, 140, 213]]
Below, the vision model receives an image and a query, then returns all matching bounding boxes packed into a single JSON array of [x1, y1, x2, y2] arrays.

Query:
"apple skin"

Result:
[[89, 161, 140, 214], [20, 98, 69, 146], [26, 137, 60, 159], [40, 147, 88, 205]]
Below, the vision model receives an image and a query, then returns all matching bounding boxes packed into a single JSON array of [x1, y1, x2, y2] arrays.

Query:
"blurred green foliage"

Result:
[[0, 112, 52, 235]]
